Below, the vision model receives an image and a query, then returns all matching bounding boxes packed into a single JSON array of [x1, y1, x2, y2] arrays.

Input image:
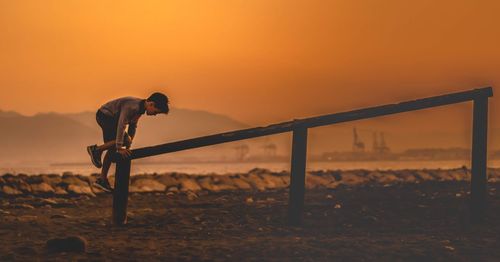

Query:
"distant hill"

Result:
[[0, 108, 251, 165]]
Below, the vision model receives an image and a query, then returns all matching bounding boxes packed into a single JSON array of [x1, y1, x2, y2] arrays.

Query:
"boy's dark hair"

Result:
[[147, 92, 169, 114]]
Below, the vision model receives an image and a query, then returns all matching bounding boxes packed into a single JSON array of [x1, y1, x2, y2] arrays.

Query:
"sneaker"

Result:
[[87, 144, 102, 168], [93, 177, 113, 193]]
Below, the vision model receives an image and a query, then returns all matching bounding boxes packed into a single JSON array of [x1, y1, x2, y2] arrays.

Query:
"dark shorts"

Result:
[[95, 110, 131, 147]]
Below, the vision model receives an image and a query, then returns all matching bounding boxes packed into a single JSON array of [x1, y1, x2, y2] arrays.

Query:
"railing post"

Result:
[[470, 96, 488, 224], [288, 126, 308, 226], [113, 157, 131, 226]]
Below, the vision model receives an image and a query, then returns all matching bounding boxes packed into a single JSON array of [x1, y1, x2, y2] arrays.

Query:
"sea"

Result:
[[2, 160, 500, 176]]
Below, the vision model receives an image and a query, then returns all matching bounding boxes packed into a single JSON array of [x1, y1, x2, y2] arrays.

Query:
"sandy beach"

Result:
[[1, 168, 500, 261]]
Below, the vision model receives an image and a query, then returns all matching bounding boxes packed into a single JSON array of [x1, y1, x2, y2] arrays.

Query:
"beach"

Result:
[[1, 168, 500, 261]]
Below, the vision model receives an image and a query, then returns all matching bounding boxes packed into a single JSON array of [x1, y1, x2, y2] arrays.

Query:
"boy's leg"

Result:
[[96, 141, 116, 152], [96, 133, 131, 152], [93, 149, 115, 193], [100, 150, 114, 179]]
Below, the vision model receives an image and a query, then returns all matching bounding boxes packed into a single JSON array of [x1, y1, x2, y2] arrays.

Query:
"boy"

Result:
[[87, 92, 169, 192]]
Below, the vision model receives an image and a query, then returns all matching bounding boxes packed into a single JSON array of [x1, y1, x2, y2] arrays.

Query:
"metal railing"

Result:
[[111, 87, 493, 226]]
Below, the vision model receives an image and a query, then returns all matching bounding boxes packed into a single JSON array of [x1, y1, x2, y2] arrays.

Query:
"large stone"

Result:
[[17, 181, 32, 193], [229, 176, 252, 190], [196, 177, 216, 191], [54, 186, 68, 195], [46, 236, 87, 253], [2, 174, 18, 183], [30, 182, 55, 195], [61, 175, 88, 187], [41, 174, 63, 186], [180, 179, 202, 192], [67, 184, 95, 196], [339, 172, 370, 186], [156, 175, 179, 188], [260, 174, 288, 189], [306, 174, 333, 189], [414, 171, 434, 181], [1, 185, 23, 196], [241, 174, 268, 191], [369, 171, 400, 184], [130, 178, 166, 192], [25, 175, 44, 184], [211, 176, 238, 191]]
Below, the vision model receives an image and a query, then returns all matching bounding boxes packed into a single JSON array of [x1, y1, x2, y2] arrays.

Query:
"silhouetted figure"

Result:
[[87, 92, 169, 192]]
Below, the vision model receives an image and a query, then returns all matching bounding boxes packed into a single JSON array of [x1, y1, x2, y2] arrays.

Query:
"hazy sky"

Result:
[[0, 0, 499, 125]]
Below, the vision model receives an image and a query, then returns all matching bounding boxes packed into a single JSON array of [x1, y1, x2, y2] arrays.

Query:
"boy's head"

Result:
[[145, 92, 169, 116]]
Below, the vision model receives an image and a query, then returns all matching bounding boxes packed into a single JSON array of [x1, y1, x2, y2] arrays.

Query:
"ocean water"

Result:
[[2, 160, 500, 176]]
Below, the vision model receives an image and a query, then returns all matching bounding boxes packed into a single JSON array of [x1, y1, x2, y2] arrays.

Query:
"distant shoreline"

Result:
[[49, 158, 476, 167]]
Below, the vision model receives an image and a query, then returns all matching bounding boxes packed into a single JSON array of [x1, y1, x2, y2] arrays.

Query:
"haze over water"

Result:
[[3, 160, 500, 176]]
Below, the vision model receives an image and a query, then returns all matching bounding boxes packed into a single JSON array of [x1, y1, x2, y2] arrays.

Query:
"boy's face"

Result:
[[145, 101, 162, 116]]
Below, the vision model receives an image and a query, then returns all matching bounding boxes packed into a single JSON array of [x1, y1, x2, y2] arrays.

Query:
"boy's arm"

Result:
[[125, 122, 137, 149], [115, 110, 129, 149], [128, 122, 137, 140]]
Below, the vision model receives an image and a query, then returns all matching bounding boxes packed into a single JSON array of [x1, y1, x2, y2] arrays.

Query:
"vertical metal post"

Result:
[[288, 126, 308, 226], [471, 97, 488, 224], [113, 158, 131, 226]]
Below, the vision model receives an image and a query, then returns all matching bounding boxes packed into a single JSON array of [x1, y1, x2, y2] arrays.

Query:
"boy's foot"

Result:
[[87, 144, 102, 168], [93, 177, 113, 193]]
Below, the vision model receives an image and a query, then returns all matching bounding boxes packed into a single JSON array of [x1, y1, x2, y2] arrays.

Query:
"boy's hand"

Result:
[[117, 148, 132, 158]]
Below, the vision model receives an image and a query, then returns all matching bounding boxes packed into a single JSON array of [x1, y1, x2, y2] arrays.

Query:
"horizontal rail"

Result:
[[129, 87, 492, 160]]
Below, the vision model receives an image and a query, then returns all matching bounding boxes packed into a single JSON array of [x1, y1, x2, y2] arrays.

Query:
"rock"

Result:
[[17, 181, 32, 193], [30, 183, 55, 195], [166, 191, 176, 198], [230, 177, 252, 190], [340, 172, 369, 186], [16, 215, 38, 222], [1, 185, 23, 196], [167, 186, 179, 193], [414, 171, 434, 181], [2, 174, 18, 183], [156, 175, 179, 187], [25, 175, 44, 184], [40, 198, 58, 205], [248, 168, 272, 176], [41, 174, 63, 186], [186, 191, 198, 201], [66, 185, 95, 196], [61, 175, 88, 187], [211, 176, 238, 191], [12, 204, 35, 209], [46, 236, 87, 253], [50, 214, 71, 219], [180, 179, 202, 192], [130, 178, 166, 192], [306, 174, 333, 189], [260, 174, 288, 189], [242, 174, 268, 191], [54, 187, 68, 195], [197, 177, 217, 191]]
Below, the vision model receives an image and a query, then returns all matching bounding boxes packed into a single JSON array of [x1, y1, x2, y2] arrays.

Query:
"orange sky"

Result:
[[0, 0, 499, 126]]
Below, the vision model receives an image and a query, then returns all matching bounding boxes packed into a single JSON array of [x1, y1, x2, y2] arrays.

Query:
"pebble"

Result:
[[46, 236, 87, 253], [12, 204, 35, 209]]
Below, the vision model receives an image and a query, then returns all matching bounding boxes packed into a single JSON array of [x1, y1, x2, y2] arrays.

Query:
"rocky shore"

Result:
[[1, 168, 500, 260], [2, 167, 500, 197]]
